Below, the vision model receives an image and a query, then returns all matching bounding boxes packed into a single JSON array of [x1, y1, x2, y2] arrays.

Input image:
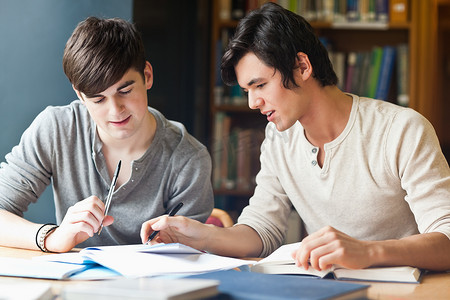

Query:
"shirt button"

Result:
[[311, 160, 317, 166], [312, 148, 317, 154], [135, 167, 139, 171]]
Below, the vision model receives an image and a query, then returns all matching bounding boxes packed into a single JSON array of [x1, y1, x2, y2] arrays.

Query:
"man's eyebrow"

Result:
[[117, 80, 135, 91], [86, 80, 135, 98], [247, 77, 263, 87]]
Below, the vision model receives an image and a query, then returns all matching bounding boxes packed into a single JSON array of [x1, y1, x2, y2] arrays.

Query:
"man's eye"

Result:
[[94, 98, 105, 104], [257, 83, 265, 88], [120, 89, 132, 95]]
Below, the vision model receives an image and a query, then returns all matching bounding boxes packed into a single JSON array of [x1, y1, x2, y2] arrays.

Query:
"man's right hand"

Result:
[[45, 196, 114, 252], [140, 215, 210, 251]]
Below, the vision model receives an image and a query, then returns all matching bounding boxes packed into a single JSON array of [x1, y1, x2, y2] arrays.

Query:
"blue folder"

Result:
[[187, 269, 369, 300]]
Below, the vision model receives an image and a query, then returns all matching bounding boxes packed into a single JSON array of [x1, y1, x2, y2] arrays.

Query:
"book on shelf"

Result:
[[218, 0, 231, 20], [344, 52, 357, 93], [252, 242, 423, 283], [333, 0, 348, 22], [217, 0, 406, 25], [187, 269, 369, 300], [367, 46, 383, 98], [212, 111, 264, 192], [375, 45, 396, 101], [236, 128, 253, 190], [396, 43, 409, 106], [219, 114, 232, 189], [346, 0, 359, 22], [356, 51, 371, 96], [376, 0, 389, 22], [338, 45, 402, 104], [278, 0, 391, 24], [62, 277, 219, 300], [212, 112, 225, 188], [360, 0, 377, 22], [329, 50, 346, 90], [390, 0, 409, 23]]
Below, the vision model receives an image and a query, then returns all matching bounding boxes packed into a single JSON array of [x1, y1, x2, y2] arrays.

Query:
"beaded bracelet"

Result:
[[35, 223, 58, 252]]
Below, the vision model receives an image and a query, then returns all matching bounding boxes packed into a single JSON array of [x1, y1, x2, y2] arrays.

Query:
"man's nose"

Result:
[[248, 91, 263, 110], [110, 97, 125, 114]]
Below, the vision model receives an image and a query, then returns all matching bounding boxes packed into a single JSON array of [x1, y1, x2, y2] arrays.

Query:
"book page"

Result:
[[81, 250, 254, 277], [333, 266, 422, 283], [252, 242, 330, 278], [34, 243, 254, 279], [255, 242, 301, 265]]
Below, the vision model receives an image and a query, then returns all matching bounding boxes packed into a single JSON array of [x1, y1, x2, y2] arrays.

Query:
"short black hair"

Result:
[[63, 17, 146, 96], [221, 2, 337, 88]]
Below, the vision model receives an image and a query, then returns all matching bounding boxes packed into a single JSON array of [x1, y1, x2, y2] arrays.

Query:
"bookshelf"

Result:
[[209, 0, 450, 216]]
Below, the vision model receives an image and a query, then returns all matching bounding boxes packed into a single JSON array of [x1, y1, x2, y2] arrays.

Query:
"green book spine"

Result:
[[367, 47, 383, 98]]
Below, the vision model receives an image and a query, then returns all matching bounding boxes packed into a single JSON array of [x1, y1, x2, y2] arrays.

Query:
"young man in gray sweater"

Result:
[[0, 17, 213, 252], [142, 3, 450, 272]]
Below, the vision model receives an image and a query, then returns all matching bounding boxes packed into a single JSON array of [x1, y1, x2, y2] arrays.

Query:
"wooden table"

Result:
[[1, 246, 449, 299]]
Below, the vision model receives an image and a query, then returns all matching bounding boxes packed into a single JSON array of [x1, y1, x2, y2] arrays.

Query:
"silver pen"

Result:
[[98, 160, 121, 235]]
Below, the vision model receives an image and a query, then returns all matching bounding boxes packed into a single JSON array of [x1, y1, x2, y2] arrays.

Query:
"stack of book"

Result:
[[218, 0, 409, 24], [328, 43, 409, 105], [212, 112, 265, 192]]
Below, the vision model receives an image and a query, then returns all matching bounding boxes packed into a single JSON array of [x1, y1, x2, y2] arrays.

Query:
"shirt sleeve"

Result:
[[385, 108, 450, 239], [167, 146, 214, 223], [0, 108, 54, 216], [237, 123, 293, 257]]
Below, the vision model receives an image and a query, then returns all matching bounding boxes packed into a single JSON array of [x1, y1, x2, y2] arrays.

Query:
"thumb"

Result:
[[102, 216, 114, 227]]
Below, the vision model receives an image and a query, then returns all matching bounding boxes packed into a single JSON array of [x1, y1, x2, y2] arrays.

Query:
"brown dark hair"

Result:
[[221, 2, 337, 88], [63, 17, 146, 96]]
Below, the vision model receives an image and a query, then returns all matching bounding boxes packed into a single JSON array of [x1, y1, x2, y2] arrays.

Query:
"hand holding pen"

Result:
[[98, 160, 121, 235], [146, 202, 184, 243]]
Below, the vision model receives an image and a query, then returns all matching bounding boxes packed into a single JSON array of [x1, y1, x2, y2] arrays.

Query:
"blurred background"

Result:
[[1, 0, 449, 225]]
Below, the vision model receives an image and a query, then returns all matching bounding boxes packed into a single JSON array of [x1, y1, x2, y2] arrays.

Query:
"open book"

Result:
[[33, 243, 254, 279], [252, 242, 422, 283]]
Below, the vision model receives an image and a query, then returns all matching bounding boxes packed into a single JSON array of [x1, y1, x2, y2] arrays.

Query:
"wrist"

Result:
[[35, 223, 58, 252], [203, 224, 221, 253], [366, 239, 396, 267]]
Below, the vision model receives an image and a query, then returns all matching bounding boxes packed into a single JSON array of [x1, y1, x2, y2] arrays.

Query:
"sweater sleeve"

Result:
[[385, 108, 450, 239], [0, 108, 55, 216], [237, 123, 293, 257], [167, 146, 214, 223]]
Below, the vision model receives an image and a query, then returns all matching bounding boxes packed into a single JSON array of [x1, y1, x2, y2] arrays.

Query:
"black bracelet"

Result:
[[35, 223, 58, 252]]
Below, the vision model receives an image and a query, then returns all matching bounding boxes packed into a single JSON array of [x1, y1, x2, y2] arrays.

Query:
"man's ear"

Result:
[[295, 52, 313, 80], [72, 85, 85, 103], [143, 61, 154, 90]]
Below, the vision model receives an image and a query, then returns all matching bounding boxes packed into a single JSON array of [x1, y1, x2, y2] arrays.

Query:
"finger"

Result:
[[316, 250, 340, 271], [309, 246, 331, 271], [59, 219, 96, 239], [150, 216, 170, 231], [292, 248, 306, 269], [102, 216, 114, 227], [90, 196, 108, 221], [140, 216, 164, 243], [65, 208, 105, 235], [72, 197, 105, 224], [297, 235, 331, 270]]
